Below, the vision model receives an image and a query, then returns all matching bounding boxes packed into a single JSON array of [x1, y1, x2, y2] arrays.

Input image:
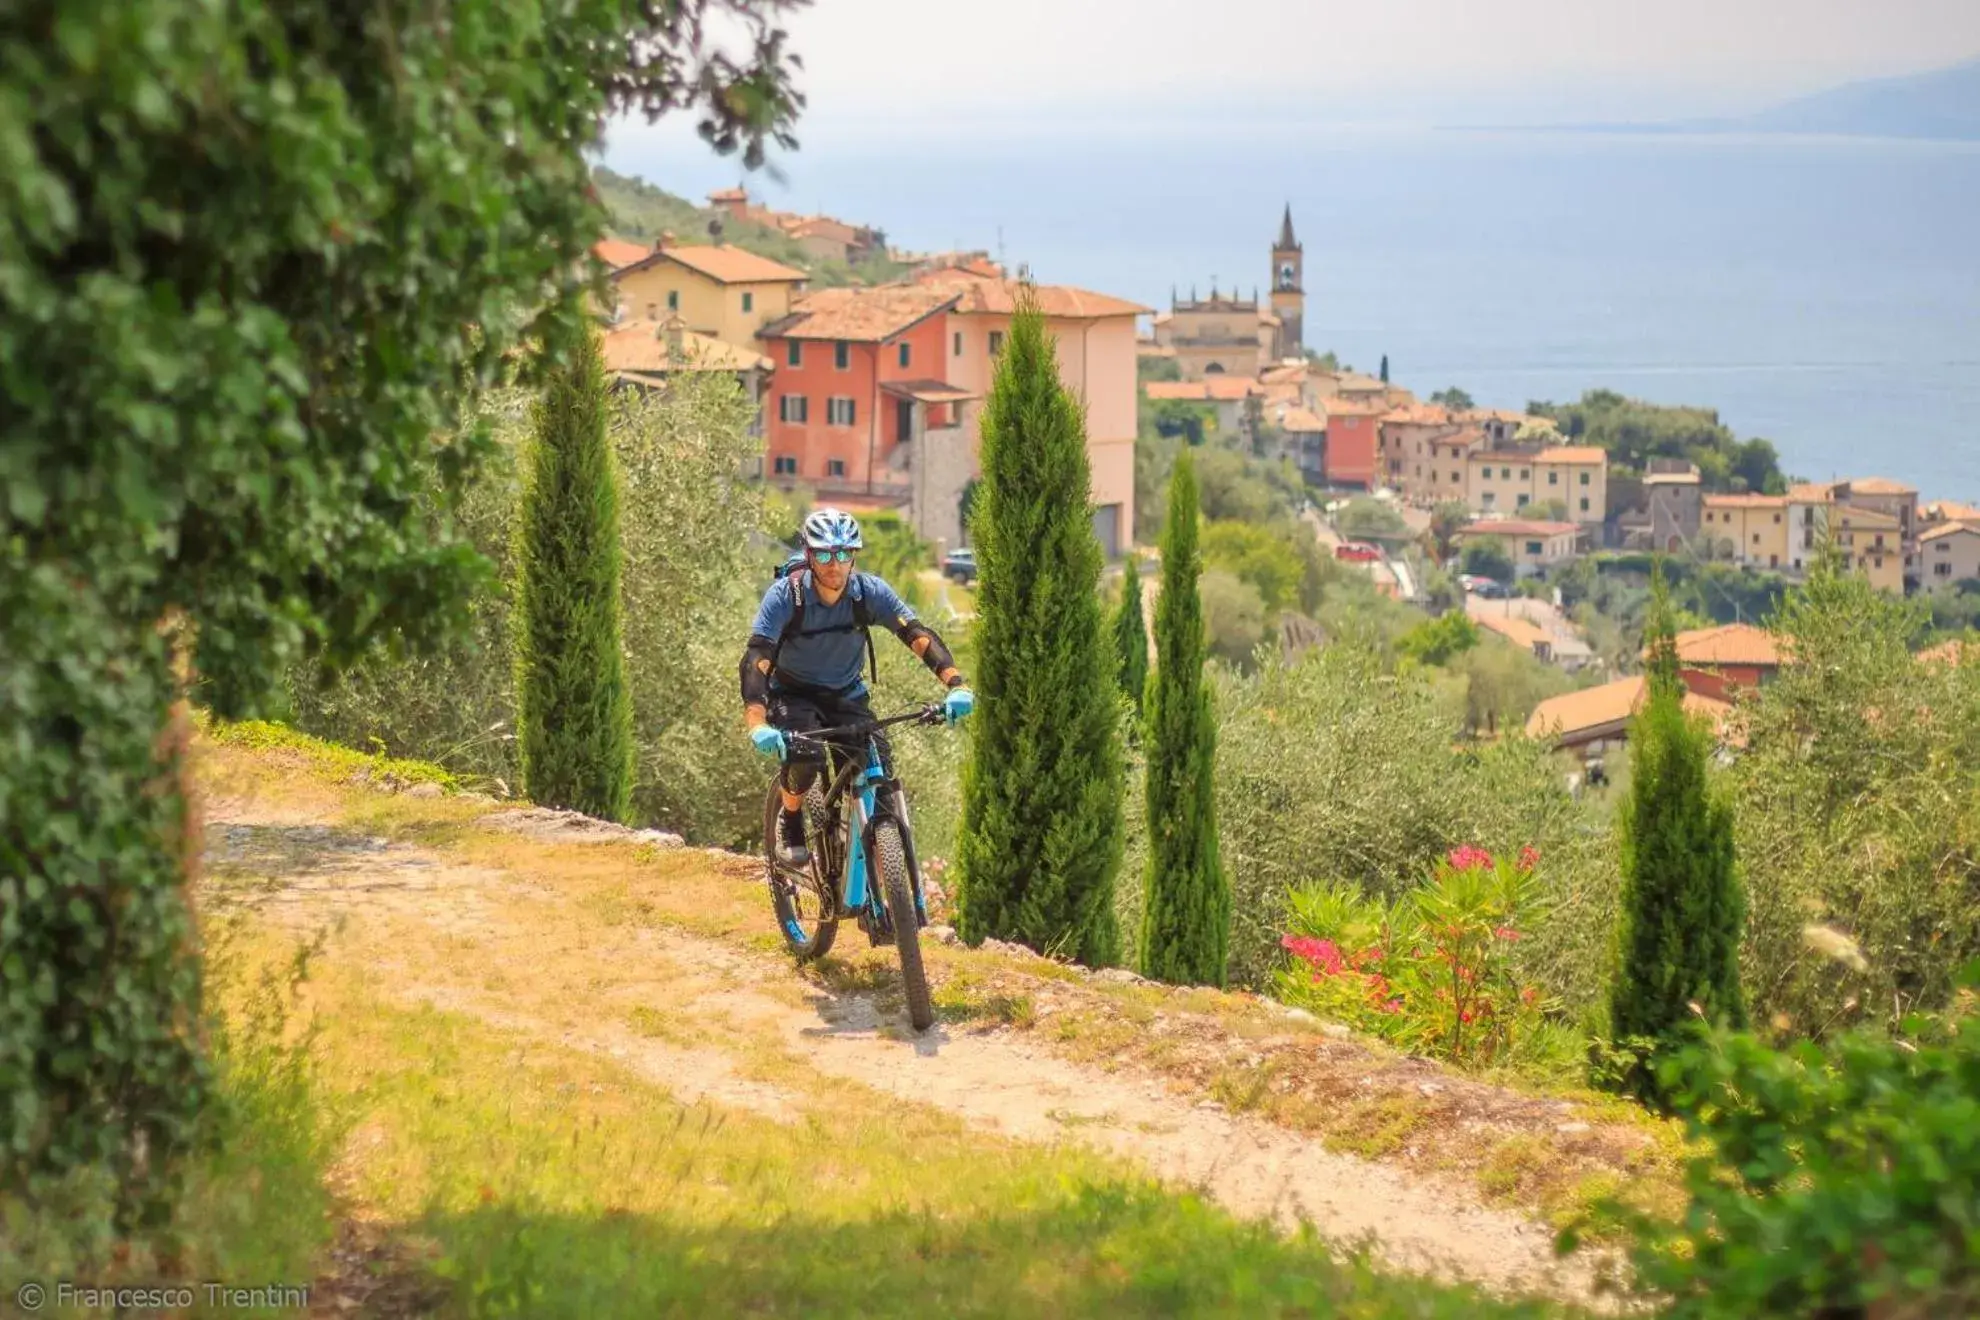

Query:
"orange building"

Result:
[[756, 287, 964, 501], [1322, 398, 1387, 489], [1668, 623, 1783, 702]]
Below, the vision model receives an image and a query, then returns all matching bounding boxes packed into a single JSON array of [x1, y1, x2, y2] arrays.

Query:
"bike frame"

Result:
[[793, 705, 939, 929]]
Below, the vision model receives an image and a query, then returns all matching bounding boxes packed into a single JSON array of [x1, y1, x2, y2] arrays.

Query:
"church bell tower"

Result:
[[1270, 204, 1304, 360]]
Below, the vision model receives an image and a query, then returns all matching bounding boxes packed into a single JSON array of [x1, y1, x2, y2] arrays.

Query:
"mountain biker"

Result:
[[741, 507, 974, 866]]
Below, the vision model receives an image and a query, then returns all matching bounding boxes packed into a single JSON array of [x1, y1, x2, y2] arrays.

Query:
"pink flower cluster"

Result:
[[1282, 935, 1344, 975], [1446, 845, 1495, 872]]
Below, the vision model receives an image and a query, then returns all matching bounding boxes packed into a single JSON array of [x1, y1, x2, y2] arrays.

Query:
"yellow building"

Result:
[[609, 242, 808, 352], [1833, 504, 1905, 592], [1463, 445, 1607, 525], [1701, 494, 1792, 570]]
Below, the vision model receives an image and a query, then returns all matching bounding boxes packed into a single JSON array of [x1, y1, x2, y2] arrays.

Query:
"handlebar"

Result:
[[784, 703, 945, 747]]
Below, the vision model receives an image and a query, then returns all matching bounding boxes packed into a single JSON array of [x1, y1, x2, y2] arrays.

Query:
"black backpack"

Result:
[[769, 558, 879, 688]]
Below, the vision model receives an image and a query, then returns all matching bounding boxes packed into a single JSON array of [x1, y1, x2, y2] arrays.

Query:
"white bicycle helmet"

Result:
[[800, 507, 863, 553]]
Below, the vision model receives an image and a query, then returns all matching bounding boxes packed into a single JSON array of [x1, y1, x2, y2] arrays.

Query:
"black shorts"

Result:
[[767, 687, 890, 773]]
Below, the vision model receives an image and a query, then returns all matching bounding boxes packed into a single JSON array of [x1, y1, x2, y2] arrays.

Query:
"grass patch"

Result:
[[1326, 1095, 1429, 1160], [206, 717, 459, 792]]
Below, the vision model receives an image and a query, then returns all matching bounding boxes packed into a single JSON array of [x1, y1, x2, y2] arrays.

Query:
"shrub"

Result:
[[3, 0, 798, 1222], [515, 323, 635, 820], [1201, 520, 1307, 615], [1460, 540, 1516, 584], [1200, 570, 1268, 666], [1111, 554, 1150, 718], [1609, 572, 1745, 1100], [1140, 452, 1229, 986], [1395, 611, 1480, 668], [957, 296, 1125, 964], [1276, 847, 1556, 1068], [1581, 970, 1980, 1317]]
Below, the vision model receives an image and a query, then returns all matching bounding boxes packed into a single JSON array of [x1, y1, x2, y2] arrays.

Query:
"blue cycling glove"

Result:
[[942, 687, 975, 725], [749, 724, 788, 761]]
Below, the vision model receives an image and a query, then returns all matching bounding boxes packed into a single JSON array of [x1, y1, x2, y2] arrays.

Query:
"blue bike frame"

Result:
[[840, 739, 887, 914]]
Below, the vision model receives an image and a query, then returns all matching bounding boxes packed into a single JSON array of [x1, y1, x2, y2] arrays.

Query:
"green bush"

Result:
[[1582, 974, 1980, 1316], [1395, 611, 1480, 667], [1277, 847, 1559, 1068], [1200, 570, 1269, 666], [1201, 520, 1307, 615], [1111, 555, 1150, 717]]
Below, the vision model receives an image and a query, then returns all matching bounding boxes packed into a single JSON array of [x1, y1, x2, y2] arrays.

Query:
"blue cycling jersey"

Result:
[[750, 571, 917, 696]]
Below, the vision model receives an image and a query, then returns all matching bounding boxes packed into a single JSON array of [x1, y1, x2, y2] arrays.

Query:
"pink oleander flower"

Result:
[[1495, 926, 1521, 942], [1281, 935, 1345, 975], [1459, 1008, 1478, 1024], [1378, 998, 1404, 1014], [1446, 845, 1494, 872], [1517, 845, 1540, 872]]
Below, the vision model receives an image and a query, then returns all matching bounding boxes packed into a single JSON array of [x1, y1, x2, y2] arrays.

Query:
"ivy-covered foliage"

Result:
[[0, 0, 802, 1223]]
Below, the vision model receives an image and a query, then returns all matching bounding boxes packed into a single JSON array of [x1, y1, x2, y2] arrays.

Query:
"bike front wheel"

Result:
[[764, 782, 838, 962], [874, 819, 933, 1031]]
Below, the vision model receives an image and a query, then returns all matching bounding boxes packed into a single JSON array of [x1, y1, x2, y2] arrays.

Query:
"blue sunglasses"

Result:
[[810, 548, 855, 564]]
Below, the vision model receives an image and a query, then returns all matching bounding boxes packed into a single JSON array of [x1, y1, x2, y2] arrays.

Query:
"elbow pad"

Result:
[[740, 635, 778, 706], [900, 622, 959, 683]]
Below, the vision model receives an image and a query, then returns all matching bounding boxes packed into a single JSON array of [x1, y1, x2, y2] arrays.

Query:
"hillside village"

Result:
[[587, 174, 1980, 762]]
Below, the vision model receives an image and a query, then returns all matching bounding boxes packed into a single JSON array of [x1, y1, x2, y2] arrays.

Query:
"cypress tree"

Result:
[[956, 294, 1125, 965], [1111, 553, 1150, 717], [1609, 565, 1746, 1099], [1139, 451, 1229, 985], [1379, 353, 1390, 383], [515, 320, 635, 821]]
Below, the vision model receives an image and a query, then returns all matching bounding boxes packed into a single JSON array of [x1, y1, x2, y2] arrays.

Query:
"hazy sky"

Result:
[[688, 0, 1980, 127]]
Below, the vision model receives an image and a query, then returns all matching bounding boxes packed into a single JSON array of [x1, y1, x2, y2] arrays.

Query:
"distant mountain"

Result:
[[1738, 56, 1980, 140]]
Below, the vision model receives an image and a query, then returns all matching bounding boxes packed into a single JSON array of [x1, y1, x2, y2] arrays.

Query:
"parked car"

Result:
[[1334, 541, 1382, 563], [941, 547, 978, 584]]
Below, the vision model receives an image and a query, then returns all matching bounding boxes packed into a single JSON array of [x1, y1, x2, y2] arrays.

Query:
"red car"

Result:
[[1334, 541, 1382, 563]]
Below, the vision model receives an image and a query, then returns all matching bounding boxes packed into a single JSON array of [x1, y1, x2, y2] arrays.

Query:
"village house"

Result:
[[1644, 462, 1703, 553], [1463, 446, 1607, 525], [1833, 477, 1921, 586], [1832, 503, 1905, 592], [1921, 499, 1980, 532], [705, 186, 880, 263], [1320, 397, 1387, 490], [1526, 676, 1733, 765], [1145, 377, 1265, 450], [1701, 493, 1792, 570], [1457, 519, 1583, 573], [1784, 482, 1835, 572], [1921, 521, 1980, 586], [1272, 405, 1329, 487], [916, 269, 1148, 553], [609, 240, 808, 352], [592, 236, 652, 271], [600, 315, 772, 406], [1466, 597, 1598, 671], [1668, 622, 1783, 702], [1378, 403, 1465, 496], [754, 286, 968, 513]]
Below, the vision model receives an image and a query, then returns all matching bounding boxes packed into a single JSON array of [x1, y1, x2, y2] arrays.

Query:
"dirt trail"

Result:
[[202, 795, 1609, 1306]]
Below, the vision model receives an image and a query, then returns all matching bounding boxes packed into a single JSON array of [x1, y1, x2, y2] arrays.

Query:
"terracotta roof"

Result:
[[881, 379, 977, 404], [601, 319, 771, 374], [1322, 397, 1391, 418], [1703, 493, 1790, 510], [1787, 482, 1838, 502], [915, 272, 1151, 319], [1846, 476, 1917, 495], [1475, 614, 1553, 651], [1459, 519, 1581, 538], [1146, 378, 1262, 403], [1527, 676, 1731, 742], [617, 243, 808, 286], [708, 187, 749, 203], [1260, 362, 1308, 385], [1335, 373, 1387, 394], [1671, 622, 1782, 667], [789, 216, 861, 243], [1382, 403, 1455, 427], [1920, 522, 1980, 543], [1835, 505, 1902, 529], [1534, 446, 1606, 464], [758, 287, 956, 343], [1276, 406, 1326, 433], [1923, 500, 1980, 524], [592, 237, 652, 270]]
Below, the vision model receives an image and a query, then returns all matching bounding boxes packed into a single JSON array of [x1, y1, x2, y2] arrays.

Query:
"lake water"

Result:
[[608, 126, 1980, 500]]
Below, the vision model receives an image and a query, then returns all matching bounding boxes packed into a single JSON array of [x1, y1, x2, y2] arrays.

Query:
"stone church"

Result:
[[1152, 207, 1306, 381]]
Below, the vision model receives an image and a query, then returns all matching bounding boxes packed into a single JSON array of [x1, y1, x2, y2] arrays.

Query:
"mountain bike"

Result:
[[762, 703, 944, 1031]]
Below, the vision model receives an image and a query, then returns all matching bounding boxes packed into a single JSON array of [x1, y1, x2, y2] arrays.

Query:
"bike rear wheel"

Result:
[[763, 782, 838, 961], [874, 819, 933, 1031]]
